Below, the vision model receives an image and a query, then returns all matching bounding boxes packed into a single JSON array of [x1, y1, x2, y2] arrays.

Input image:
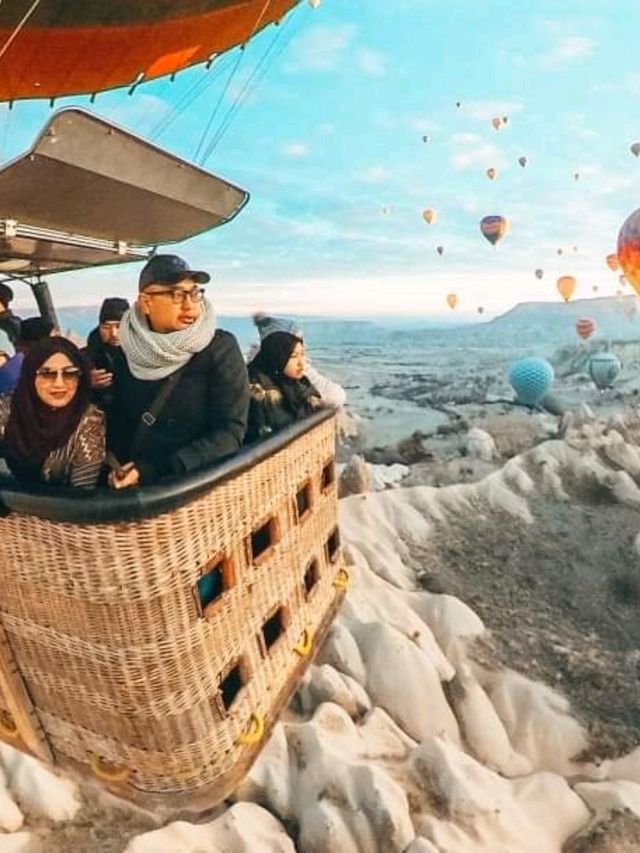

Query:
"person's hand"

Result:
[[108, 462, 140, 490], [91, 368, 114, 389]]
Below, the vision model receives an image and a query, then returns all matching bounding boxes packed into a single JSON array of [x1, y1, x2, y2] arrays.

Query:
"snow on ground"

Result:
[[3, 414, 640, 850]]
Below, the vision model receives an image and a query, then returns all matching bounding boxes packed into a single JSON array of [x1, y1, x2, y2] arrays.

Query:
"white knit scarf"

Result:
[[119, 299, 217, 380]]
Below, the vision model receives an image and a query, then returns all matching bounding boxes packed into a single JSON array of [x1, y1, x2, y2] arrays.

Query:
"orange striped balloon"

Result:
[[576, 318, 596, 340], [618, 207, 640, 297]]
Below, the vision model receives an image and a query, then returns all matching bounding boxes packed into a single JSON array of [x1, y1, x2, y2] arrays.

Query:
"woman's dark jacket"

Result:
[[247, 365, 321, 443], [108, 330, 249, 484]]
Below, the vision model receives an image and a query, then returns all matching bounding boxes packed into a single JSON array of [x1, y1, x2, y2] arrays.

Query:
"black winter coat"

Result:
[[0, 311, 21, 347], [246, 365, 321, 443], [83, 327, 127, 410], [109, 330, 249, 484]]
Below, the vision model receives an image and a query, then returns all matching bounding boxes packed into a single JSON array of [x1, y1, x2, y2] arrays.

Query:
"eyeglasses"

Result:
[[145, 286, 206, 305], [35, 367, 81, 383]]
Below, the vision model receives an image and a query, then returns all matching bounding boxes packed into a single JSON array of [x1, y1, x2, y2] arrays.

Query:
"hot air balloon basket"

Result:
[[0, 411, 346, 815]]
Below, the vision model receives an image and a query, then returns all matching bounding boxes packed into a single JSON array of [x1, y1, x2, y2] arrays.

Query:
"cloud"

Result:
[[286, 24, 356, 73], [356, 48, 387, 77], [462, 100, 523, 121], [451, 132, 482, 144], [281, 142, 310, 158], [627, 73, 640, 96], [540, 36, 596, 68], [360, 165, 391, 183], [451, 142, 506, 171], [410, 116, 440, 134]]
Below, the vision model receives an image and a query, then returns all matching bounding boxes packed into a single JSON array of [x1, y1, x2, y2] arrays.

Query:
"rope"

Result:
[[199, 11, 298, 163], [0, 0, 41, 64]]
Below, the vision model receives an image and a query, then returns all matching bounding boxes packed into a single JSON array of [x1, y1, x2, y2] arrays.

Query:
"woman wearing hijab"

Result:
[[247, 331, 322, 442], [0, 337, 105, 488]]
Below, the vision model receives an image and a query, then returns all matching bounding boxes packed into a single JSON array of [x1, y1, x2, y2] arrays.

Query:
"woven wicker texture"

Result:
[[0, 415, 344, 806]]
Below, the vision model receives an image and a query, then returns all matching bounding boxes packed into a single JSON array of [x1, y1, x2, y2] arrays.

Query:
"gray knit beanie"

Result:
[[252, 312, 302, 341]]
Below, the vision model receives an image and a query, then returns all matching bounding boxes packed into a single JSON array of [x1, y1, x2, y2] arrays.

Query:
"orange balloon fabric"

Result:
[[575, 318, 596, 340], [423, 209, 436, 224], [557, 275, 577, 303], [606, 253, 620, 271], [618, 207, 640, 297], [0, 1, 302, 100], [446, 293, 458, 309]]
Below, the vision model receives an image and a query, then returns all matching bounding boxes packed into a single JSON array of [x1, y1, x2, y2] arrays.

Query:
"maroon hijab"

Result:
[[3, 337, 91, 482]]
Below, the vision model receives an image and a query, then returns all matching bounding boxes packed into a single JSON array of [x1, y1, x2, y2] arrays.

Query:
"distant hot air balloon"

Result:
[[491, 117, 502, 131], [477, 306, 485, 314], [606, 253, 620, 271], [480, 215, 509, 246], [308, 0, 321, 7], [518, 156, 527, 168], [422, 135, 430, 143], [382, 206, 390, 215], [446, 293, 458, 310], [557, 275, 577, 302], [572, 246, 578, 253], [592, 285, 599, 292], [456, 101, 461, 108], [574, 172, 580, 180], [423, 208, 436, 225], [534, 268, 544, 280], [576, 318, 596, 340], [617, 207, 640, 298], [502, 116, 509, 124], [588, 352, 621, 390], [436, 245, 444, 256], [486, 167, 497, 180], [631, 143, 640, 157], [509, 358, 554, 407]]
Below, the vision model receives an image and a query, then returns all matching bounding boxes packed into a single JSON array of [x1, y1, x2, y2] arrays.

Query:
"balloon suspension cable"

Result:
[[0, 0, 41, 65], [193, 47, 245, 163], [148, 53, 236, 141], [199, 3, 306, 164]]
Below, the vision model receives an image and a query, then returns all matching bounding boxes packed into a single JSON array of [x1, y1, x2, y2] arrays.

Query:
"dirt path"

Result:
[[414, 486, 640, 760]]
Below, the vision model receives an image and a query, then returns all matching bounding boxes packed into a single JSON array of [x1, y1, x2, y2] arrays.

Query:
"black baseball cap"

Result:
[[138, 254, 210, 291]]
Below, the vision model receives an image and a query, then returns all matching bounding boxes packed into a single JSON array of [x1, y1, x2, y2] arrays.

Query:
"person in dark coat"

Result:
[[0, 284, 21, 347], [0, 316, 56, 396], [84, 297, 129, 407], [108, 255, 249, 488], [247, 331, 322, 442]]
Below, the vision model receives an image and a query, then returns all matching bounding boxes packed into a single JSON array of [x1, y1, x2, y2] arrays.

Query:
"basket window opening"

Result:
[[261, 607, 286, 651], [321, 459, 335, 491], [304, 558, 320, 597], [251, 517, 277, 561], [295, 481, 312, 521], [326, 528, 341, 563], [220, 660, 247, 712], [197, 561, 226, 610]]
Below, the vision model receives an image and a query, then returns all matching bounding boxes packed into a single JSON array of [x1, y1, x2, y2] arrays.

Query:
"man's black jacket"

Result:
[[108, 330, 249, 484]]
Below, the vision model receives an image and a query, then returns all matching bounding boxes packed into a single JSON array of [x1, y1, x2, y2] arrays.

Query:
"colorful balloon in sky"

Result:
[[534, 269, 544, 280], [491, 117, 502, 130], [557, 275, 577, 302], [509, 358, 554, 407], [606, 253, 620, 271], [631, 143, 640, 157], [576, 318, 596, 340], [588, 352, 621, 390], [436, 245, 444, 256], [518, 156, 527, 168], [446, 293, 458, 309], [480, 215, 509, 245], [486, 167, 497, 180], [422, 208, 436, 224], [617, 207, 640, 298]]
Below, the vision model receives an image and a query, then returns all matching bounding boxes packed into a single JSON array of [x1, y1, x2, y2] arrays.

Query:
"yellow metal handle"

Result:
[[332, 567, 350, 589], [237, 713, 265, 746], [293, 627, 314, 657], [90, 755, 131, 784], [0, 711, 18, 740]]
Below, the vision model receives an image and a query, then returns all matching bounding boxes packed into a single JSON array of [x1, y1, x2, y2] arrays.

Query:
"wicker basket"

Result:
[[0, 411, 346, 812]]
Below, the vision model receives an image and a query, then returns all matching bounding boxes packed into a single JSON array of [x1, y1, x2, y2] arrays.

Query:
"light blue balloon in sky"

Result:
[[588, 352, 622, 390], [509, 357, 554, 406]]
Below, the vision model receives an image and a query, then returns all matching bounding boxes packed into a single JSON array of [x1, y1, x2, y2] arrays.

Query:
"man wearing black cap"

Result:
[[0, 283, 21, 347], [107, 255, 249, 488], [84, 297, 129, 389]]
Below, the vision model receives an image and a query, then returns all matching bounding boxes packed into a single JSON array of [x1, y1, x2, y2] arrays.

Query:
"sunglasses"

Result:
[[35, 367, 81, 383]]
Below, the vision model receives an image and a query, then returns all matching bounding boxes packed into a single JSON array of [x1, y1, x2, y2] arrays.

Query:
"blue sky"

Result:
[[6, 0, 640, 317]]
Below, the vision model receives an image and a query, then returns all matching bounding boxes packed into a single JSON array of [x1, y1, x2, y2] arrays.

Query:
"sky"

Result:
[[5, 0, 640, 318]]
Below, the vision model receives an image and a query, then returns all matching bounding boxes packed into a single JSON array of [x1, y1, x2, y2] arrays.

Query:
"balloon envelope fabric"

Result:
[[588, 352, 622, 390], [509, 357, 554, 406]]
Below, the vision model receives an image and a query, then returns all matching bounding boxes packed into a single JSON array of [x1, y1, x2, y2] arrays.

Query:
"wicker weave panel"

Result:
[[0, 416, 343, 805]]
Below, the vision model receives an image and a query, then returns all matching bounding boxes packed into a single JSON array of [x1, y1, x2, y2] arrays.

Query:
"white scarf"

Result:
[[119, 299, 217, 380]]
